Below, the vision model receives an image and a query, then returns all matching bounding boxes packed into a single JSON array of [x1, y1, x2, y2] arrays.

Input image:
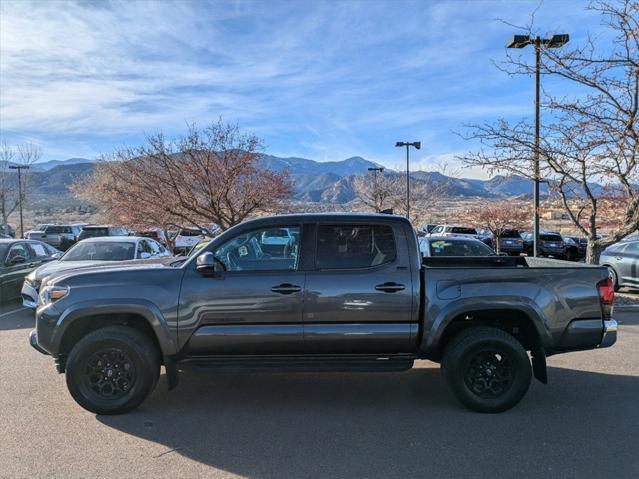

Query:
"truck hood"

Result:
[[33, 258, 171, 283]]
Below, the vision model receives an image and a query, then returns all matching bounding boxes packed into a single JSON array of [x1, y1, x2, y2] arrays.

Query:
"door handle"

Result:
[[28, 263, 35, 268], [616, 257, 623, 261], [375, 282, 406, 293], [271, 283, 302, 295]]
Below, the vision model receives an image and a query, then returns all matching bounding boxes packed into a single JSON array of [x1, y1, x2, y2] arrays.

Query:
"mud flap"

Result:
[[531, 346, 547, 384], [164, 355, 179, 390]]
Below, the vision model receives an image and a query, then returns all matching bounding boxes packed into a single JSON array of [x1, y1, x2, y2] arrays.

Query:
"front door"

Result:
[[179, 224, 306, 355], [616, 242, 639, 286], [303, 222, 416, 353]]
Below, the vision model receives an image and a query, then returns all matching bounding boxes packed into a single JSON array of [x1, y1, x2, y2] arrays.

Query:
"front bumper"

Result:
[[21, 281, 38, 309], [29, 329, 49, 355], [599, 319, 618, 348]]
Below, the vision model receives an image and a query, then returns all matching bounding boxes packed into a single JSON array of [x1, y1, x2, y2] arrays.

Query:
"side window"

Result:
[[433, 226, 443, 234], [316, 224, 396, 270], [137, 240, 152, 257], [624, 242, 639, 254], [213, 226, 300, 272], [28, 243, 48, 258], [148, 240, 161, 255], [6, 243, 30, 262]]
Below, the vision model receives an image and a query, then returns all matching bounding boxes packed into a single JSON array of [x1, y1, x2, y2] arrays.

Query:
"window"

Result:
[[451, 227, 477, 235], [137, 240, 153, 257], [316, 224, 396, 269], [29, 243, 48, 258], [432, 226, 444, 234], [62, 242, 136, 261], [623, 242, 639, 255], [45, 226, 71, 234], [6, 243, 30, 262], [213, 226, 300, 271], [429, 239, 494, 257]]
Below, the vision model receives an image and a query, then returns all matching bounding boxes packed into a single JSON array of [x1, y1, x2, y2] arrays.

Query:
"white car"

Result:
[[173, 226, 220, 254], [428, 224, 479, 239], [21, 236, 171, 308]]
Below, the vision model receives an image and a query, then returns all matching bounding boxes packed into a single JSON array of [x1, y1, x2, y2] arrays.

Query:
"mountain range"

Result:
[[4, 155, 596, 210]]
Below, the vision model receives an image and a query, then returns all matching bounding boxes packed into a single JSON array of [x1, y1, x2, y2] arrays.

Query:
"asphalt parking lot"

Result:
[[1, 302, 637, 479]]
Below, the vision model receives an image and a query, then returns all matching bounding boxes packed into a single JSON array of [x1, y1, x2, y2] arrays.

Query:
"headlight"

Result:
[[38, 285, 69, 305]]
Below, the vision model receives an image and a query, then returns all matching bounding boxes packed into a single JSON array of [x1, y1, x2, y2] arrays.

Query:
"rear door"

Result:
[[303, 221, 416, 353]]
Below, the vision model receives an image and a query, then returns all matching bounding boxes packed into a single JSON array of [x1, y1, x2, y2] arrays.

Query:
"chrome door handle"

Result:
[[271, 283, 302, 294], [375, 282, 406, 293]]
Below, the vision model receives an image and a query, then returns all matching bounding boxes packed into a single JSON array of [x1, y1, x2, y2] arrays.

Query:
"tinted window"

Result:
[[429, 239, 494, 257], [451, 227, 477, 235], [61, 242, 136, 261], [80, 227, 109, 238], [316, 224, 396, 269], [180, 229, 203, 237], [214, 226, 300, 271], [500, 230, 520, 238], [45, 226, 71, 234], [540, 234, 562, 242]]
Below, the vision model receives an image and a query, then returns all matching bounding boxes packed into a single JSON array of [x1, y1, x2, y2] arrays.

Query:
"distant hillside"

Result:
[[8, 154, 604, 211]]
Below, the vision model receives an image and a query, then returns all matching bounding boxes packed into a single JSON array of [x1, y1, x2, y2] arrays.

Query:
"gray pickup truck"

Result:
[[29, 213, 617, 415]]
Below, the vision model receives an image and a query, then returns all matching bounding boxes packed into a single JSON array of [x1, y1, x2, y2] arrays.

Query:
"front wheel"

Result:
[[65, 325, 160, 415], [442, 327, 532, 413]]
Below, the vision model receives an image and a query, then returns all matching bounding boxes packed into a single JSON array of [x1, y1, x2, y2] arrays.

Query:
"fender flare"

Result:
[[421, 297, 552, 355], [52, 299, 178, 357]]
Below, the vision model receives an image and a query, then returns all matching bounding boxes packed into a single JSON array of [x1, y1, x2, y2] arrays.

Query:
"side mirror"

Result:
[[196, 252, 225, 276], [7, 255, 26, 266], [140, 252, 151, 259], [51, 252, 63, 260]]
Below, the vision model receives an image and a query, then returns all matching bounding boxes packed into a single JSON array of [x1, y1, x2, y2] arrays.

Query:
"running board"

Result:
[[181, 354, 415, 373]]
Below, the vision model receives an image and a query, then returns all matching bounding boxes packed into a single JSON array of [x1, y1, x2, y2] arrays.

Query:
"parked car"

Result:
[[496, 230, 524, 256], [599, 240, 639, 291], [521, 232, 566, 258], [29, 213, 616, 415], [419, 236, 497, 257], [477, 229, 495, 248], [563, 236, 588, 260], [24, 224, 54, 240], [428, 224, 478, 239], [21, 236, 171, 308], [28, 224, 83, 251], [0, 223, 15, 238], [173, 228, 210, 255], [78, 225, 130, 241], [0, 239, 60, 303], [135, 229, 168, 246]]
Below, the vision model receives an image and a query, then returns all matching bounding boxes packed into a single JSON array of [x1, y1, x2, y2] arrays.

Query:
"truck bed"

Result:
[[422, 256, 594, 268]]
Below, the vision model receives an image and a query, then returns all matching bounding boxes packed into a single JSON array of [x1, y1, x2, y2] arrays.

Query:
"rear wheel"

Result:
[[442, 327, 532, 413], [66, 325, 160, 415]]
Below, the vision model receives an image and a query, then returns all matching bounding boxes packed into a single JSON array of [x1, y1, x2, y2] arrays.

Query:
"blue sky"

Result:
[[0, 0, 605, 178]]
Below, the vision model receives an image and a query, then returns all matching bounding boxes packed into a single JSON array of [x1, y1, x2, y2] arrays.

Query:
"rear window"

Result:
[[80, 228, 109, 238], [45, 226, 71, 234], [429, 239, 494, 257], [500, 230, 520, 238], [179, 229, 203, 237], [450, 227, 476, 235], [540, 234, 562, 241], [316, 224, 396, 269]]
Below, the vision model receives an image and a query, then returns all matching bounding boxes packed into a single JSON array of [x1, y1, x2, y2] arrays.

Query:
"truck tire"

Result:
[[65, 325, 160, 415], [442, 327, 532, 413]]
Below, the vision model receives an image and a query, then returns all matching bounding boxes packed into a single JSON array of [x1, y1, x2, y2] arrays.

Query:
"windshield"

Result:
[[429, 239, 494, 257], [80, 228, 109, 237], [61, 241, 136, 261]]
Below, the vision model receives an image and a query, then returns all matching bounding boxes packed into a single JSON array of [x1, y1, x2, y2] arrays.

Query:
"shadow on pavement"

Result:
[[98, 366, 639, 479], [0, 301, 33, 331]]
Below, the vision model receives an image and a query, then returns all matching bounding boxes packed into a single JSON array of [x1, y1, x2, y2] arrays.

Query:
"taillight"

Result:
[[597, 277, 614, 320]]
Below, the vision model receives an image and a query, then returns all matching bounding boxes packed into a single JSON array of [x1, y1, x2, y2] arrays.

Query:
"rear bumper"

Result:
[[599, 319, 618, 348], [557, 318, 617, 351]]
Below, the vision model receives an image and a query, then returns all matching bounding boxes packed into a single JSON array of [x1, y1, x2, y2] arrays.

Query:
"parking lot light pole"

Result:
[[8, 164, 30, 238], [507, 33, 569, 257], [395, 141, 421, 220]]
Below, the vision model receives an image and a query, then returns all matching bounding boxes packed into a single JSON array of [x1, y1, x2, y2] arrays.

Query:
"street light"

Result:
[[8, 164, 30, 238], [395, 141, 421, 220], [507, 33, 569, 257]]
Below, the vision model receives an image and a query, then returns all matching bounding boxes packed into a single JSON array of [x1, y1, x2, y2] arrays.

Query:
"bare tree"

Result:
[[73, 121, 292, 238], [459, 1, 639, 263], [0, 141, 41, 225], [352, 170, 395, 212], [462, 200, 532, 253]]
